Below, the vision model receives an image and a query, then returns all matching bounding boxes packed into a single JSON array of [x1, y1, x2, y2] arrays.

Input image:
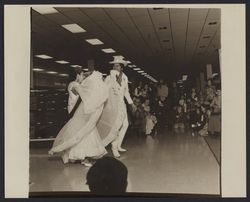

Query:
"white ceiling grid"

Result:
[[32, 7, 221, 80]]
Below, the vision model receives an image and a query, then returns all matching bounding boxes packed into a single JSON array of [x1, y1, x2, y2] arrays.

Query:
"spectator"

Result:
[[86, 157, 128, 195], [208, 89, 221, 137], [173, 105, 185, 133], [157, 79, 168, 100]]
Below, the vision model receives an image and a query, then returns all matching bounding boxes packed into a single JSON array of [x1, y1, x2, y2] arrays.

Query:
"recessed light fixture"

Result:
[[134, 68, 141, 71], [101, 48, 116, 53], [85, 38, 104, 45], [33, 68, 44, 72], [32, 7, 58, 14], [35, 54, 53, 59], [182, 75, 188, 81], [71, 65, 82, 68], [59, 74, 69, 77], [55, 60, 69, 64], [208, 22, 217, 25], [47, 71, 58, 74], [61, 24, 86, 33]]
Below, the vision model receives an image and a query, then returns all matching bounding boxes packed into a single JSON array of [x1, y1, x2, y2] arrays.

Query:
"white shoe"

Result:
[[81, 159, 92, 167], [118, 147, 127, 152], [112, 149, 121, 158]]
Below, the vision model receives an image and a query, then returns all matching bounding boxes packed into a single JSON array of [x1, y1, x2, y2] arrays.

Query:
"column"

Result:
[[206, 64, 213, 80], [200, 72, 205, 92]]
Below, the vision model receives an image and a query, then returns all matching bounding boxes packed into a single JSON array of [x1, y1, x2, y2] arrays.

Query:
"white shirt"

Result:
[[105, 70, 133, 105]]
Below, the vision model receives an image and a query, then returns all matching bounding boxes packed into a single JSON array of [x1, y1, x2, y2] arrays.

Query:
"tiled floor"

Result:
[[29, 130, 220, 195]]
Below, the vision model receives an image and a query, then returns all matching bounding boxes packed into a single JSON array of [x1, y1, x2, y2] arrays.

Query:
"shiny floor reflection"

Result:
[[30, 130, 220, 195]]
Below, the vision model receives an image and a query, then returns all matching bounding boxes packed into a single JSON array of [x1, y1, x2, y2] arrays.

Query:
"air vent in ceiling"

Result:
[[208, 22, 217, 25], [158, 26, 167, 30], [153, 8, 163, 10]]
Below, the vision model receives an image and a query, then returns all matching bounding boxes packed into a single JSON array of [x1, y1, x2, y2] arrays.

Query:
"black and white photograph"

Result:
[[29, 6, 222, 196], [3, 3, 246, 198]]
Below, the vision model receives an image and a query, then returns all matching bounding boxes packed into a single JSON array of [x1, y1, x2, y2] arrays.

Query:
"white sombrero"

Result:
[[109, 56, 128, 66]]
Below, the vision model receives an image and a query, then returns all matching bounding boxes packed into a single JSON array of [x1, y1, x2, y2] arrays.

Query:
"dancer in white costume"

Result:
[[103, 56, 135, 158], [49, 70, 108, 166]]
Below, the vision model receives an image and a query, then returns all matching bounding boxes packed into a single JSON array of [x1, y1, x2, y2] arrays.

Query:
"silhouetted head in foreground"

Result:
[[86, 157, 128, 195]]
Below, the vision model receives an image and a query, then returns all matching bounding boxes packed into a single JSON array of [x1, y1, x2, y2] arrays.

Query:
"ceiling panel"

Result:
[[32, 7, 221, 81], [45, 13, 72, 25], [60, 10, 93, 24], [206, 9, 221, 21], [82, 8, 110, 21], [189, 8, 208, 21], [132, 15, 153, 27], [104, 8, 129, 19], [127, 8, 148, 16], [151, 14, 170, 26], [113, 18, 135, 28]]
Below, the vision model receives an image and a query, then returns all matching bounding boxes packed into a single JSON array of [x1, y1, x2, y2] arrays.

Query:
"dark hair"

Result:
[[86, 157, 128, 195]]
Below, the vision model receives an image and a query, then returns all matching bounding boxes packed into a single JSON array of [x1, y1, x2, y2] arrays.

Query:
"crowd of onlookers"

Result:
[[128, 78, 221, 138]]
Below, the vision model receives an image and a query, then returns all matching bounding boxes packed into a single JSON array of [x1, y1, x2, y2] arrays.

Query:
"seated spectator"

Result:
[[178, 95, 187, 113], [208, 89, 221, 137], [86, 157, 128, 195], [134, 81, 143, 98], [191, 105, 208, 137], [134, 103, 146, 137], [142, 99, 157, 136]]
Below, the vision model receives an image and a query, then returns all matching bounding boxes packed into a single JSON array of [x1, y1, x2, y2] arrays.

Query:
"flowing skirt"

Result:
[[49, 102, 107, 163]]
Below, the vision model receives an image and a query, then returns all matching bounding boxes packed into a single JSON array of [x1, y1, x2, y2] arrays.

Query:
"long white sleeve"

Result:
[[124, 81, 133, 105]]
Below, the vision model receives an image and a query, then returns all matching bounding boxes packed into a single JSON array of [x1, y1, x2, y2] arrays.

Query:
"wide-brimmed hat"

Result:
[[109, 56, 128, 66]]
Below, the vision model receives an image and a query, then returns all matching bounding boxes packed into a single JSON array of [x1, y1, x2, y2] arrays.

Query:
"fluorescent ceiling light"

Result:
[[128, 65, 133, 68], [55, 60, 69, 64], [132, 65, 137, 67], [71, 65, 82, 68], [46, 71, 58, 74], [182, 75, 188, 80], [102, 73, 107, 76], [32, 7, 58, 14], [33, 68, 44, 72], [134, 68, 141, 71], [59, 74, 69, 77], [61, 24, 86, 33], [35, 54, 53, 59], [101, 48, 116, 53], [85, 38, 104, 45], [138, 70, 144, 73], [126, 61, 131, 64], [83, 68, 88, 71]]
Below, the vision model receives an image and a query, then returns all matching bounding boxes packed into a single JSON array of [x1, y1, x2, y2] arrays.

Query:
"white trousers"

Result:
[[111, 110, 129, 150]]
